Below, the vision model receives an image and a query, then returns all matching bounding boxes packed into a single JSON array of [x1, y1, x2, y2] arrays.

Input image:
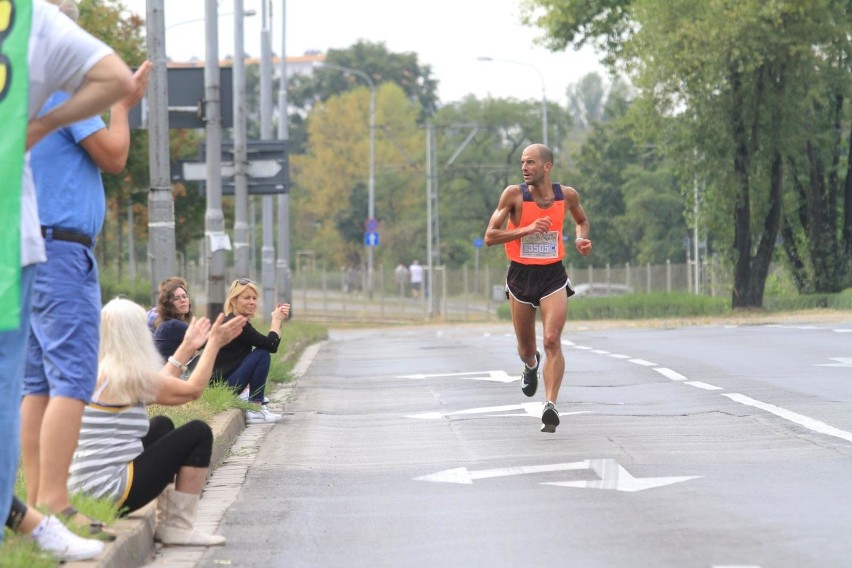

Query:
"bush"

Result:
[[495, 290, 851, 321], [99, 267, 152, 305]]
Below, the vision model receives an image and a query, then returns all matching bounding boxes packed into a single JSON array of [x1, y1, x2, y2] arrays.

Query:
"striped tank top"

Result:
[[68, 401, 149, 505]]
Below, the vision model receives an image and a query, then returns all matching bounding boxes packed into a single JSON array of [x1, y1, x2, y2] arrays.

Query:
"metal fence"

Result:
[[170, 258, 730, 323]]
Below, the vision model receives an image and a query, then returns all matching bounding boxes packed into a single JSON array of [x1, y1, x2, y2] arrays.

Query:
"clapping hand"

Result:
[[208, 313, 247, 348], [183, 317, 212, 351]]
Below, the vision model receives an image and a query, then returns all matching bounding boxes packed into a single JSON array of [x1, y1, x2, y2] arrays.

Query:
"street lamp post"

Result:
[[318, 63, 376, 297], [165, 9, 257, 32], [477, 56, 547, 146]]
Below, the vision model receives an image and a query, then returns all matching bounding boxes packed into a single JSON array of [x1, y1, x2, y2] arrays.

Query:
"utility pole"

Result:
[[276, 0, 292, 305], [204, 0, 226, 317], [232, 0, 250, 278], [145, 0, 176, 302], [425, 121, 436, 317], [260, 0, 276, 316]]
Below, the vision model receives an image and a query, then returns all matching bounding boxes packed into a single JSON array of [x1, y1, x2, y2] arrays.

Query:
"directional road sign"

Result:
[[173, 139, 288, 195], [365, 231, 379, 247]]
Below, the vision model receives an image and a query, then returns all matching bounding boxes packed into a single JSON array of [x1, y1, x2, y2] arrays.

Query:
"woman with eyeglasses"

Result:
[[152, 277, 194, 360], [213, 279, 291, 424]]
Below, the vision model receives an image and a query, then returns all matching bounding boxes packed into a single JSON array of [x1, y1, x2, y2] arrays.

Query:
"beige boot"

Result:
[[155, 484, 174, 528], [154, 489, 225, 546]]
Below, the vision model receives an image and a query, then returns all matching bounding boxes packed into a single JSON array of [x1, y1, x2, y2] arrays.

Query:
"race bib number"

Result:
[[520, 231, 558, 259]]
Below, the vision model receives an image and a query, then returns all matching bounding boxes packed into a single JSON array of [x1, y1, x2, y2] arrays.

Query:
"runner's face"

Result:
[[521, 150, 545, 185]]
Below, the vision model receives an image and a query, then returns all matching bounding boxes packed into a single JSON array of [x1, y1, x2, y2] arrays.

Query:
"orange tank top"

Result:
[[504, 183, 566, 265]]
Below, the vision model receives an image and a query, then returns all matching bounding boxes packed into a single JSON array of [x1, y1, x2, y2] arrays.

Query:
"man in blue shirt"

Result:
[[19, 6, 151, 528]]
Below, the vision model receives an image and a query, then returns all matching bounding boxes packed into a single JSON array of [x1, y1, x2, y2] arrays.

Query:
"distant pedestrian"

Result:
[[409, 260, 424, 299], [394, 263, 409, 297]]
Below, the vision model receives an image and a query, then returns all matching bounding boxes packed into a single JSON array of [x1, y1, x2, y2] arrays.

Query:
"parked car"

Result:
[[572, 283, 634, 298]]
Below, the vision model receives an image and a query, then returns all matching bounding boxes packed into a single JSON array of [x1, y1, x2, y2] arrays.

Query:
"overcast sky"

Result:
[[122, 0, 605, 106]]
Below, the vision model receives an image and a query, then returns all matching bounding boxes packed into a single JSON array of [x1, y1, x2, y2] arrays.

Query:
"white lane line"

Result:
[[723, 393, 852, 444], [685, 381, 723, 391], [834, 329, 852, 333], [592, 349, 610, 354], [654, 367, 687, 381], [629, 358, 658, 366], [608, 354, 631, 359]]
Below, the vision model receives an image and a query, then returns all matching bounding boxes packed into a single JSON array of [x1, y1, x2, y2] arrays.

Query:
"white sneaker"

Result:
[[31, 515, 105, 561], [239, 388, 270, 404], [246, 406, 283, 424]]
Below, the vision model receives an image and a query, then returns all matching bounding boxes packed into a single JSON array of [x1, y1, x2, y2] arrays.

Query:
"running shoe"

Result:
[[541, 401, 560, 433], [521, 350, 541, 397]]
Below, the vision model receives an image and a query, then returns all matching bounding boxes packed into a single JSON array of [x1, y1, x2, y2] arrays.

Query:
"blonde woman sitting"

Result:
[[213, 278, 291, 424], [68, 298, 245, 546]]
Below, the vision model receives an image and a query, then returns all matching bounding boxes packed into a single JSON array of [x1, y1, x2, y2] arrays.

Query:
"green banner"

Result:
[[0, 0, 30, 331]]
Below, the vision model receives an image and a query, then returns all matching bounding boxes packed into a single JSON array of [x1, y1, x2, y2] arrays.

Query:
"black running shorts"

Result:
[[505, 261, 575, 308]]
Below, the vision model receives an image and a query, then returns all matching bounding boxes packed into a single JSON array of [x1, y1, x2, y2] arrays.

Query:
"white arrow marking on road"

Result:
[[398, 370, 515, 383], [416, 461, 592, 484], [416, 458, 700, 492], [543, 459, 701, 492], [406, 403, 590, 420], [817, 357, 852, 367]]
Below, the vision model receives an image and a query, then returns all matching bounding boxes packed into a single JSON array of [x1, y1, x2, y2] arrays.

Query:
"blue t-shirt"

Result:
[[31, 92, 107, 239]]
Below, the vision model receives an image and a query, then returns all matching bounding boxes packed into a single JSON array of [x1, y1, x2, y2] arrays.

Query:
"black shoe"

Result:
[[521, 351, 540, 397], [541, 401, 560, 433]]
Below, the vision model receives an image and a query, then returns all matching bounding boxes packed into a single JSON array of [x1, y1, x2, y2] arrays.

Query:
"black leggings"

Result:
[[119, 416, 212, 516]]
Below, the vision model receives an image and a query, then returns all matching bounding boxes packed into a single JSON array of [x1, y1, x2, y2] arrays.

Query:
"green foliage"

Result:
[[288, 40, 439, 119], [524, 0, 852, 308], [270, 321, 329, 384], [0, 533, 57, 568], [495, 292, 729, 320], [99, 266, 151, 305], [764, 291, 852, 312]]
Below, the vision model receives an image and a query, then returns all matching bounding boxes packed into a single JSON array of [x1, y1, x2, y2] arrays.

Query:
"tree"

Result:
[[290, 82, 423, 270], [78, 0, 147, 277], [523, 0, 852, 307], [288, 40, 439, 119]]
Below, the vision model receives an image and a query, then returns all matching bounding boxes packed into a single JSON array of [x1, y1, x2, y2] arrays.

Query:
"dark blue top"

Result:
[[154, 319, 189, 360]]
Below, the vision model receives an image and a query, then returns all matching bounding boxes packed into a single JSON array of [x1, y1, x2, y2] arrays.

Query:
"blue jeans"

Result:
[[224, 349, 271, 403], [0, 265, 36, 543]]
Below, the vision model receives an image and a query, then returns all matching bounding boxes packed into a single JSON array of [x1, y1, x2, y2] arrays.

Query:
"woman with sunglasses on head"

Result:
[[214, 279, 290, 424], [152, 277, 193, 360]]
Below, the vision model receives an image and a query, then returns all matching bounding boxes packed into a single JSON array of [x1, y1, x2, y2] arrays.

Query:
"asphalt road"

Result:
[[197, 318, 852, 568]]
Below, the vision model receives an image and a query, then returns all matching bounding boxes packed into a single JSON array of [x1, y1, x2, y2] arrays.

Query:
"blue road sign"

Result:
[[365, 218, 379, 232], [473, 237, 484, 248], [365, 231, 379, 247]]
